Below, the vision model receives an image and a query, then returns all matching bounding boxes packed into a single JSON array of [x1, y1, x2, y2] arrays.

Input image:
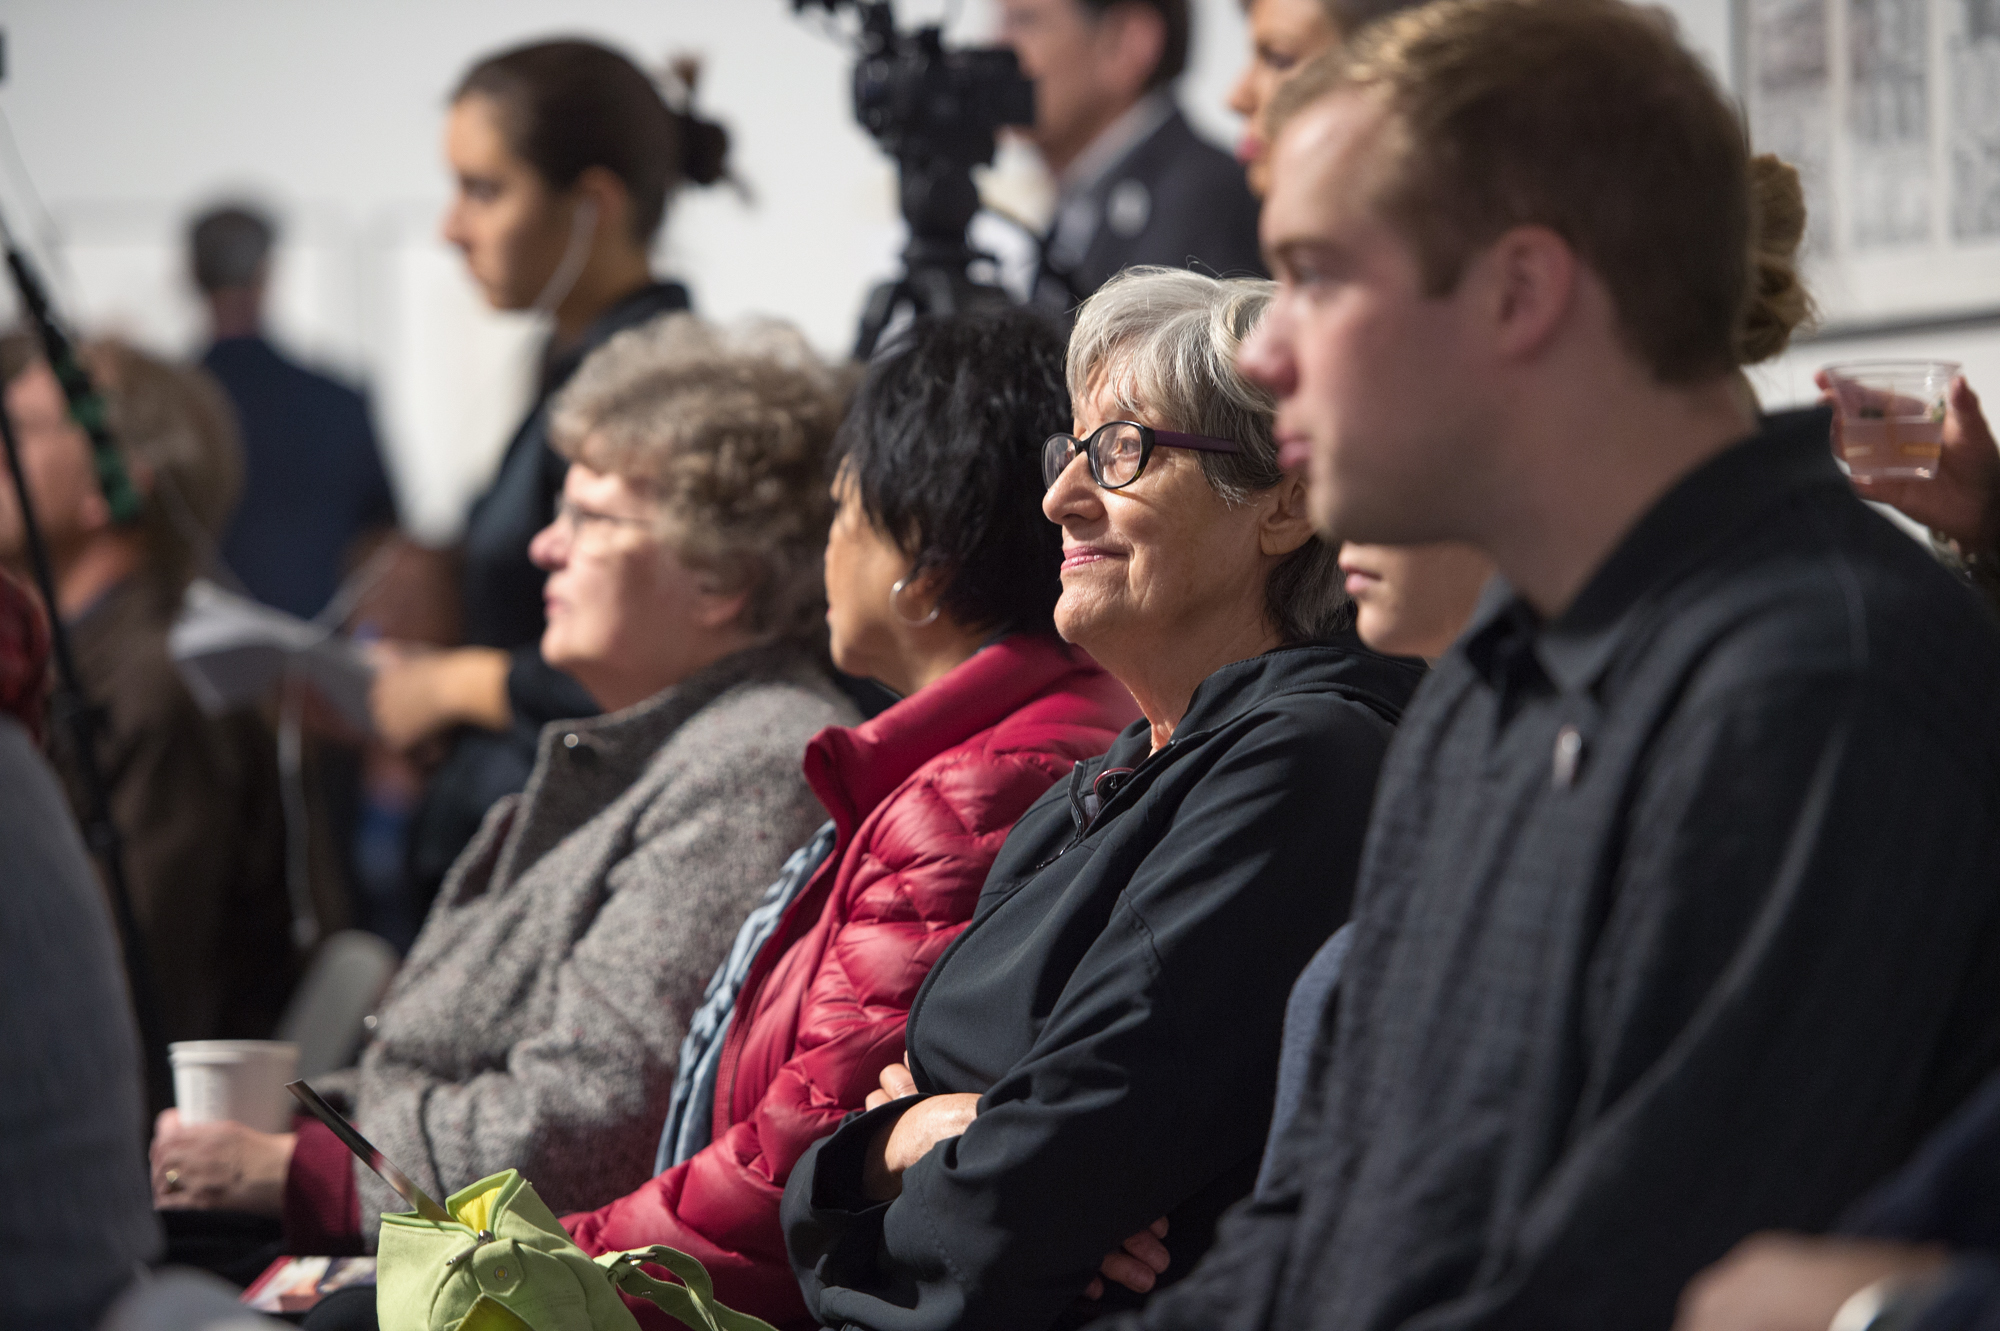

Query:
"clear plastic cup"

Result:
[[168, 1040, 300, 1132], [1822, 360, 1959, 481]]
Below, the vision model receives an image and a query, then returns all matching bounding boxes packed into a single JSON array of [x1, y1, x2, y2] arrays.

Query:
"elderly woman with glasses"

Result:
[[782, 268, 1424, 1331], [149, 314, 857, 1251]]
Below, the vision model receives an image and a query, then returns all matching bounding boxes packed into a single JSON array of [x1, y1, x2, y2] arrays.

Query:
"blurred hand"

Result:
[[367, 643, 512, 751], [1822, 372, 2000, 553], [862, 1092, 980, 1201], [865, 1057, 918, 1111], [1674, 1233, 1948, 1331], [150, 1108, 295, 1215], [1084, 1216, 1171, 1300]]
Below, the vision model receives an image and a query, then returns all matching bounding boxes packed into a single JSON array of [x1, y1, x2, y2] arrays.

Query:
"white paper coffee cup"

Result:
[[168, 1040, 300, 1132]]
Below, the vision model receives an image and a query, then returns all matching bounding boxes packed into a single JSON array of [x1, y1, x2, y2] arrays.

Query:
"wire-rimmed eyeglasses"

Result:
[[1042, 420, 1243, 491], [552, 495, 654, 541]]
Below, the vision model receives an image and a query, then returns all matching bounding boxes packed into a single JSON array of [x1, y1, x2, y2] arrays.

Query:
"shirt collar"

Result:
[[1460, 405, 1840, 696], [539, 280, 692, 393], [1058, 92, 1176, 199]]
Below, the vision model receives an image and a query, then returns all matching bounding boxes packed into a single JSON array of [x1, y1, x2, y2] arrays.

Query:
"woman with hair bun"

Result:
[[370, 38, 739, 908]]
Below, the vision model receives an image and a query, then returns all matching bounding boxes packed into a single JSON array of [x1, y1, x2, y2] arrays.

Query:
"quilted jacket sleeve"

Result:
[[564, 748, 1080, 1327]]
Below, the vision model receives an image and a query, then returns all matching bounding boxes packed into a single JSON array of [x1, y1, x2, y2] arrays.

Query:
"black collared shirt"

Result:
[[1119, 408, 2000, 1331]]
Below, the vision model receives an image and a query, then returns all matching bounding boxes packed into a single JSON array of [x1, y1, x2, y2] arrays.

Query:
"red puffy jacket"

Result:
[[563, 634, 1136, 1328]]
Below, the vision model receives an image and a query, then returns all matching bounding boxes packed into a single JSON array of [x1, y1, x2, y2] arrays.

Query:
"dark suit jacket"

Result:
[[206, 335, 396, 622], [1035, 105, 1264, 314], [48, 577, 293, 1044]]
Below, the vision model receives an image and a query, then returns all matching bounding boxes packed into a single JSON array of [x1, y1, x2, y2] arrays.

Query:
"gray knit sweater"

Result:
[[319, 644, 853, 1241]]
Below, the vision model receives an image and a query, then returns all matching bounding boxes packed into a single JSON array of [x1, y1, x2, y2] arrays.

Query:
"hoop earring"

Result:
[[890, 575, 941, 627]]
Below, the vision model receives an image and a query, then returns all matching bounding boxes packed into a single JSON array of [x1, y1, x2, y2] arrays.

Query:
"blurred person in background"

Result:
[[192, 203, 398, 623], [1226, 0, 1422, 197], [1676, 1066, 2000, 1331], [0, 332, 294, 1050], [150, 313, 856, 1255], [1669, 377, 2000, 1331], [1242, 538, 1490, 1208], [0, 567, 164, 1331], [1820, 372, 2000, 616], [192, 201, 403, 947], [1331, 543, 1490, 660], [368, 38, 733, 915], [1225, 6, 1491, 1197], [1001, 0, 1265, 315]]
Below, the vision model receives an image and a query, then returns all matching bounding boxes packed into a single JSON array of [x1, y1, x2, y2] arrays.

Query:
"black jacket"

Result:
[[1034, 105, 1265, 315], [406, 280, 691, 904], [782, 637, 1424, 1331], [1842, 1068, 2000, 1330]]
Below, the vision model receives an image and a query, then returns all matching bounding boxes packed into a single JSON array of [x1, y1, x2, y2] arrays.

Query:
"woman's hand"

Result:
[[1823, 372, 2000, 554], [1084, 1217, 1171, 1299], [861, 1090, 980, 1202], [150, 1109, 295, 1216], [1673, 1233, 1948, 1331], [367, 643, 513, 752], [864, 1057, 917, 1111]]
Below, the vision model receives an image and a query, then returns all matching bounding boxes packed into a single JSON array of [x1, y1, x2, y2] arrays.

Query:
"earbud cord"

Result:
[[531, 197, 599, 318]]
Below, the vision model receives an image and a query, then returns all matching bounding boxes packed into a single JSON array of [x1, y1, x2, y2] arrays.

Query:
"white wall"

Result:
[[7, 0, 1992, 540], [1649, 0, 2000, 409], [0, 0, 1251, 539]]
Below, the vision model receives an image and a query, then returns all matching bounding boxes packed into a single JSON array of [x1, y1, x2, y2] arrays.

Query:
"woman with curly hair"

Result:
[[150, 314, 857, 1253]]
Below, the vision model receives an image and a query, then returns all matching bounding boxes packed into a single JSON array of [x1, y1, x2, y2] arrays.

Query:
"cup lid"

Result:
[[168, 1040, 300, 1058]]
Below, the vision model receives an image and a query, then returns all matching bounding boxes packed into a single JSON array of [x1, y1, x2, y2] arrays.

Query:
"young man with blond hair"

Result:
[[1092, 1, 2000, 1328]]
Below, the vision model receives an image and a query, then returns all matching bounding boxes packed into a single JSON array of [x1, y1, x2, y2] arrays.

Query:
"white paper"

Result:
[[169, 579, 375, 733]]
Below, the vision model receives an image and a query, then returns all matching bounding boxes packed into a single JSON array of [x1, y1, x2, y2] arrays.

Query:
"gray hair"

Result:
[[549, 312, 844, 645], [1066, 267, 1348, 644]]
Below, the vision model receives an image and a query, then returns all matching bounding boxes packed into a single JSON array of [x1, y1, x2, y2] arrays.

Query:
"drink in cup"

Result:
[[1822, 360, 1959, 481], [169, 1040, 300, 1132]]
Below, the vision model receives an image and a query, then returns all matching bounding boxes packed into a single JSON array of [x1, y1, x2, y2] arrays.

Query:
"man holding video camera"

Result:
[[1001, 0, 1265, 313]]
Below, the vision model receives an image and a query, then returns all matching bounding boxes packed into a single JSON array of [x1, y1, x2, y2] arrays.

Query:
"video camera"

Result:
[[793, 0, 1036, 356]]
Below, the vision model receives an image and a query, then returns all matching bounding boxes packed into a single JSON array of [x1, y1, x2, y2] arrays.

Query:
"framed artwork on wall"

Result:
[[1738, 0, 2000, 336]]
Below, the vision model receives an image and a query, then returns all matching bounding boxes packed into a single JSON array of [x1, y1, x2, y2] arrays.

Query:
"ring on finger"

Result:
[[163, 1168, 182, 1192]]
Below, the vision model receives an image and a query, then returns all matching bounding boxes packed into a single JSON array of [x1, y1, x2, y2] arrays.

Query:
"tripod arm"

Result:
[[4, 239, 143, 524]]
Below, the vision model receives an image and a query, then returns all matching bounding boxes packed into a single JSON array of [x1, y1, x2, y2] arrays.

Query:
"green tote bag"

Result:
[[376, 1169, 779, 1331]]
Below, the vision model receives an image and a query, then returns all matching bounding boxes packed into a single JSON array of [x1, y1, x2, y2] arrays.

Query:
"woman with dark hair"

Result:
[[558, 307, 1136, 1329], [369, 38, 736, 906]]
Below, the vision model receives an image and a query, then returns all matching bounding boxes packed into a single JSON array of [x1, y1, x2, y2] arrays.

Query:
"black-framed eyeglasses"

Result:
[[1042, 420, 1243, 491]]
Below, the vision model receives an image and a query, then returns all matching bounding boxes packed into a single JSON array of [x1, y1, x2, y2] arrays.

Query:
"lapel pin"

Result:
[[1553, 725, 1584, 790]]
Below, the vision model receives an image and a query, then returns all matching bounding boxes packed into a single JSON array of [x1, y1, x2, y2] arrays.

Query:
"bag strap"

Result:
[[594, 1247, 780, 1331]]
